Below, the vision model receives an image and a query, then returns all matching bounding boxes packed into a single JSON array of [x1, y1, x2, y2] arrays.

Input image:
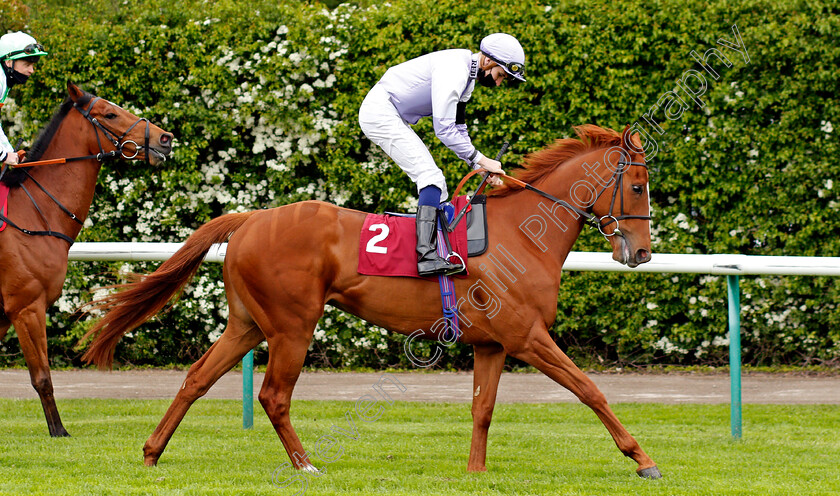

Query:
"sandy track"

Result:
[[2, 369, 839, 404]]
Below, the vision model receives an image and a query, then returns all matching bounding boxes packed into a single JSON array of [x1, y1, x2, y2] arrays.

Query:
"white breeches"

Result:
[[358, 84, 448, 203]]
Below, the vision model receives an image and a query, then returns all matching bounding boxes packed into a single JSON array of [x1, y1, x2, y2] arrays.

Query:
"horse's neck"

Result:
[[27, 114, 102, 234], [486, 150, 608, 282], [486, 189, 583, 284]]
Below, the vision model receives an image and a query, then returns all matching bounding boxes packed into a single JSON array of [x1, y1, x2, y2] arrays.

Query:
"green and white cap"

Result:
[[0, 32, 48, 62]]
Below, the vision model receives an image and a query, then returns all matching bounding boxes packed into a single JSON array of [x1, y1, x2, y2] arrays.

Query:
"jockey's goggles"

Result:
[[3, 43, 46, 60], [486, 55, 525, 79]]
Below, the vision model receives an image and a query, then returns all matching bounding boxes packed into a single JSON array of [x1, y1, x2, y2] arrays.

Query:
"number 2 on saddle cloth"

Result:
[[357, 195, 481, 341]]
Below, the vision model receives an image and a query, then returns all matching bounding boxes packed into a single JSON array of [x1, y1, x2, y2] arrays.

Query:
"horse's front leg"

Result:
[[11, 299, 69, 437], [509, 324, 661, 479], [467, 342, 507, 472]]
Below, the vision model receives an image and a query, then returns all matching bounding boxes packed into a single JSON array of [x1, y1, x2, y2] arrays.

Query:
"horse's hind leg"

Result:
[[143, 312, 263, 466], [509, 325, 661, 479], [12, 302, 69, 437], [467, 343, 507, 472], [258, 328, 319, 471]]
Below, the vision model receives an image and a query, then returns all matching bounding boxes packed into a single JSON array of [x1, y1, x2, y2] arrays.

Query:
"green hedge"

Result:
[[1, 0, 838, 369]]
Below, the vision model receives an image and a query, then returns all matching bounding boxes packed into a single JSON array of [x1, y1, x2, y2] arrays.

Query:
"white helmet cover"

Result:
[[479, 33, 526, 82]]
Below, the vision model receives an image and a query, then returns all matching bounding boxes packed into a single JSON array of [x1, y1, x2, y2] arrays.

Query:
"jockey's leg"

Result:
[[359, 86, 462, 276], [416, 186, 463, 277]]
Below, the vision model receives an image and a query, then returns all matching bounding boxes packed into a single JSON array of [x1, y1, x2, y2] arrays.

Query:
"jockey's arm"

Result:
[[0, 124, 17, 165]]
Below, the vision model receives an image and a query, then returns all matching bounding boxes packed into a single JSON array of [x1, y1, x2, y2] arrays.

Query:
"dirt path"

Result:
[[2, 369, 839, 404]]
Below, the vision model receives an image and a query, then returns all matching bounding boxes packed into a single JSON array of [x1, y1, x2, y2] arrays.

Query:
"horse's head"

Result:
[[67, 81, 173, 166], [589, 125, 652, 267]]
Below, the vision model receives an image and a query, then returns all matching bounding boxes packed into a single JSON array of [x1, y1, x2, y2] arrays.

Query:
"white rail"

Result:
[[68, 242, 227, 263], [68, 243, 840, 276]]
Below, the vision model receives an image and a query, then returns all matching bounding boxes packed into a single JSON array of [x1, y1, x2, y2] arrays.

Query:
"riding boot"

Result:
[[416, 205, 464, 277]]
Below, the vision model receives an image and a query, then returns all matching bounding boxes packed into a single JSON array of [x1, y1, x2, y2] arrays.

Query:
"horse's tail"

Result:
[[80, 211, 258, 369]]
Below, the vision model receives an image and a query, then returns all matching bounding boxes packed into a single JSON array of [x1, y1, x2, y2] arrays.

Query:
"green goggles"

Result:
[[4, 43, 46, 60]]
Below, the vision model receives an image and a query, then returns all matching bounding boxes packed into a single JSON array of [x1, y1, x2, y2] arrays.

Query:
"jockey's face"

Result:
[[8, 59, 37, 77], [478, 55, 511, 87]]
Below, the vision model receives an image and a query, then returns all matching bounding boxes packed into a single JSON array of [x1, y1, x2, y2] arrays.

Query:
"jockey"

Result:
[[0, 32, 48, 167], [359, 33, 526, 277]]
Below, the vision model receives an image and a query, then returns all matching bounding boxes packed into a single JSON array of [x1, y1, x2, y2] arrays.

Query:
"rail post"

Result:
[[727, 275, 742, 440], [243, 349, 254, 429]]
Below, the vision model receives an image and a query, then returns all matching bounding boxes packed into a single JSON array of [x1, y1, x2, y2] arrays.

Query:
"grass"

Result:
[[1, 399, 839, 495]]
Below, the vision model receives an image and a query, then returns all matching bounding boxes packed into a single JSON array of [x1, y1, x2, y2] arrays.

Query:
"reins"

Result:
[[0, 96, 151, 245], [449, 150, 650, 237]]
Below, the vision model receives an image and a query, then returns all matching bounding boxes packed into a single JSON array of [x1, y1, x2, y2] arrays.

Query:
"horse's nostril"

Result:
[[159, 133, 173, 146], [636, 249, 651, 263]]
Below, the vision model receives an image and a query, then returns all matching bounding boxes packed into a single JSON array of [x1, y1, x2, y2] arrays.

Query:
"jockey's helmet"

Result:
[[479, 33, 526, 83]]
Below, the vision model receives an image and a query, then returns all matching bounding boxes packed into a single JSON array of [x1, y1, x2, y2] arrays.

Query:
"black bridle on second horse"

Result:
[[0, 97, 151, 245]]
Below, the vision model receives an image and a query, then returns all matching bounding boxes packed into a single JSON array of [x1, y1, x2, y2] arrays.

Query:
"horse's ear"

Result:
[[620, 124, 642, 153], [67, 81, 84, 102]]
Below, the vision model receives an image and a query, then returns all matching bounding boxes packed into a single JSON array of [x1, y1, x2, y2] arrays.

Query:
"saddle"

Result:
[[464, 194, 488, 256], [357, 195, 489, 278]]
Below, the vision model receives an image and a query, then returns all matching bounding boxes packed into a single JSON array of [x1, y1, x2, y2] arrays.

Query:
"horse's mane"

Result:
[[1, 91, 92, 186], [489, 124, 623, 197]]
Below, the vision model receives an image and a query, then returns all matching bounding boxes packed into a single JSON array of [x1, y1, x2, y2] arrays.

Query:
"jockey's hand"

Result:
[[477, 156, 505, 187], [16, 150, 26, 162], [3, 150, 19, 167]]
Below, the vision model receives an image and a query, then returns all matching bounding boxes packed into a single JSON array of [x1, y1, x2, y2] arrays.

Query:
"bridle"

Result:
[[74, 96, 152, 165], [588, 151, 651, 237], [0, 97, 153, 245]]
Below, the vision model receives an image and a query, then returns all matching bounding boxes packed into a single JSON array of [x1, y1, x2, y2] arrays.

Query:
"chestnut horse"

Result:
[[0, 81, 173, 436], [83, 124, 661, 478]]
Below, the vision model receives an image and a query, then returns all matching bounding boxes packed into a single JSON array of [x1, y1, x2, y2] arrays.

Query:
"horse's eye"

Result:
[[105, 113, 118, 119], [632, 185, 644, 194]]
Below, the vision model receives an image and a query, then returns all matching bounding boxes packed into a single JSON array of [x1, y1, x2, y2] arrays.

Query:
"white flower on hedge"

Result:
[[266, 159, 289, 172], [673, 213, 691, 230], [748, 149, 758, 157], [333, 190, 350, 206], [821, 120, 833, 134], [653, 336, 688, 355]]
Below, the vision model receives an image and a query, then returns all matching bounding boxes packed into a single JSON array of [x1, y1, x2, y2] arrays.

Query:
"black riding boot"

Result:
[[416, 205, 464, 277]]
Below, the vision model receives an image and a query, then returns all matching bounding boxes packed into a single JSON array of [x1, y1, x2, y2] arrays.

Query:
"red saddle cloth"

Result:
[[358, 196, 470, 279], [0, 182, 9, 232]]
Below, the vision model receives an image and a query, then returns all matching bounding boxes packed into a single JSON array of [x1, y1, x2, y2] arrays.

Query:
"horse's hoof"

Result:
[[637, 465, 662, 479], [50, 430, 71, 438], [144, 456, 159, 467]]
